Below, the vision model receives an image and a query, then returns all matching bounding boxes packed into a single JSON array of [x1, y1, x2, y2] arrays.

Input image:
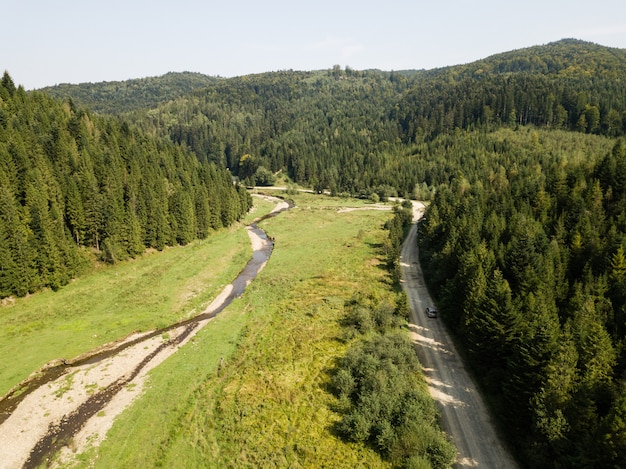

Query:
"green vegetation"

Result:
[[0, 223, 252, 397], [48, 39, 622, 200], [332, 333, 454, 468], [418, 129, 626, 467], [384, 201, 414, 282], [396, 39, 626, 141], [0, 72, 251, 299], [38, 72, 219, 114], [118, 68, 419, 194], [330, 207, 453, 468], [4, 37, 626, 468], [64, 193, 450, 468]]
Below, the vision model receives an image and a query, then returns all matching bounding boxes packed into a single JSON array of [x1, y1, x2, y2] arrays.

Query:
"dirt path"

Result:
[[0, 198, 287, 469], [400, 203, 518, 468]]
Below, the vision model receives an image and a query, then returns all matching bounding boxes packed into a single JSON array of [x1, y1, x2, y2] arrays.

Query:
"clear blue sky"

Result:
[[3, 0, 626, 89]]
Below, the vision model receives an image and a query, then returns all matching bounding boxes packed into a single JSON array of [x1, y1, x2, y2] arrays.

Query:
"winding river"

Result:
[[0, 196, 289, 469]]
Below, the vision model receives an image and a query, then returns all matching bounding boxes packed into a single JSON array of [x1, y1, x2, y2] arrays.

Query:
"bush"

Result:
[[253, 165, 276, 186], [342, 305, 374, 335], [331, 333, 454, 468], [372, 301, 395, 333], [396, 292, 411, 320], [402, 455, 432, 469]]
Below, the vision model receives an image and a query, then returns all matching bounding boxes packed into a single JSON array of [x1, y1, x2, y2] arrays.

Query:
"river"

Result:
[[0, 196, 289, 469]]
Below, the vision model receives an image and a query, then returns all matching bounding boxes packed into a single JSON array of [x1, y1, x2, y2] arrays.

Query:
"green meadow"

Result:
[[64, 192, 402, 467], [5, 192, 416, 467], [0, 197, 277, 397]]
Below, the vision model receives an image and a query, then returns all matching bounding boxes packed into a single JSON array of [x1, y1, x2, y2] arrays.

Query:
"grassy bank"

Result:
[[0, 197, 276, 397], [75, 192, 399, 468]]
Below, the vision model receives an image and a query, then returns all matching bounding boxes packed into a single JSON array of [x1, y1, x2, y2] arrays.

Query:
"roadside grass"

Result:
[[83, 193, 399, 468], [0, 198, 277, 398]]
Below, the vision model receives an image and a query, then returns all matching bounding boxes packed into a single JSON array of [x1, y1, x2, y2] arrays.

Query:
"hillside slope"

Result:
[[396, 39, 626, 140], [40, 40, 626, 196], [39, 72, 219, 114], [0, 72, 251, 298]]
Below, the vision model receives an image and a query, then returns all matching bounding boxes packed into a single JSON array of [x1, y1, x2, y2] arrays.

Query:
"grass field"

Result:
[[6, 192, 407, 467], [0, 197, 277, 398], [63, 192, 401, 468]]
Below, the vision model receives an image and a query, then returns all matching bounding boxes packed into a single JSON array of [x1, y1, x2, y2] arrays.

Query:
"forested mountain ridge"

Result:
[[416, 128, 626, 467], [161, 38, 626, 192], [127, 68, 418, 196], [0, 72, 251, 298], [401, 40, 626, 468], [39, 72, 219, 114], [43, 40, 626, 198], [396, 39, 626, 141], [424, 38, 626, 78]]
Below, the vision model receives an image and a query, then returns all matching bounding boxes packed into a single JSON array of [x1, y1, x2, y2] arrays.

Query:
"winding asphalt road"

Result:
[[400, 204, 518, 468]]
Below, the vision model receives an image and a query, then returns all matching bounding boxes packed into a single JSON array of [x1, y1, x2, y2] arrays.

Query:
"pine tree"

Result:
[[0, 216, 17, 298], [65, 175, 86, 245], [170, 189, 196, 245], [25, 172, 65, 290], [1, 71, 16, 97], [194, 185, 211, 239], [0, 184, 36, 296]]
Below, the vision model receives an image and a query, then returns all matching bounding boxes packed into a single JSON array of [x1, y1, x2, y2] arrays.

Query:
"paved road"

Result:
[[400, 206, 518, 468]]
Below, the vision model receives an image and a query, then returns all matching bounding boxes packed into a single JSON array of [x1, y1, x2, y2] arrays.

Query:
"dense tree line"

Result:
[[0, 72, 251, 298], [418, 128, 626, 467], [125, 68, 416, 196], [384, 201, 414, 282]]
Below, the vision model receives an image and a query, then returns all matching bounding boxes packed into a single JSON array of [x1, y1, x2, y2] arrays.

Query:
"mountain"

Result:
[[10, 39, 626, 467], [38, 71, 219, 114], [426, 38, 626, 78], [396, 39, 626, 140], [38, 40, 626, 197]]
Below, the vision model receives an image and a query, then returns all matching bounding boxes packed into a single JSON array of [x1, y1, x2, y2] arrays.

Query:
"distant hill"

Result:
[[36, 40, 626, 196], [38, 72, 220, 113], [396, 39, 626, 140], [426, 38, 626, 78]]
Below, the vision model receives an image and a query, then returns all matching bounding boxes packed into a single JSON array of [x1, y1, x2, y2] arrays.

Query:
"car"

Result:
[[425, 306, 437, 318]]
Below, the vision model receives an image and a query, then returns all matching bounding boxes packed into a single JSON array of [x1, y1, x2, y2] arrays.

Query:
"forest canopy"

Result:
[[0, 72, 251, 298], [40, 41, 626, 200]]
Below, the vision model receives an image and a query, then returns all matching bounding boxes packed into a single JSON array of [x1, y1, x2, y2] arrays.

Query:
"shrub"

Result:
[[396, 292, 411, 320], [331, 333, 454, 467], [253, 165, 276, 186]]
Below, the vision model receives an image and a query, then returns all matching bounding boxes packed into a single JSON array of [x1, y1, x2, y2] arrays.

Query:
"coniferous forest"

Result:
[[5, 38, 626, 467], [0, 72, 251, 298]]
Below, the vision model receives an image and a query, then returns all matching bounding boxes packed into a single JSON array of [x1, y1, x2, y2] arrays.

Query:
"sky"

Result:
[[3, 0, 626, 90]]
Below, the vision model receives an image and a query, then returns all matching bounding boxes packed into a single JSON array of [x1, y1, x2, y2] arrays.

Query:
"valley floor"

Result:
[[0, 199, 286, 469]]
